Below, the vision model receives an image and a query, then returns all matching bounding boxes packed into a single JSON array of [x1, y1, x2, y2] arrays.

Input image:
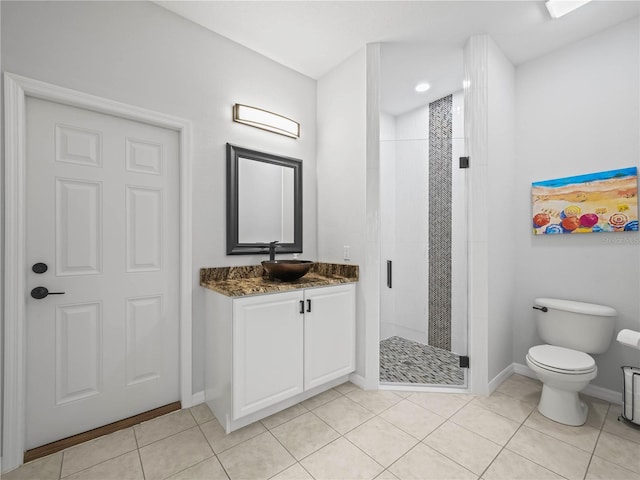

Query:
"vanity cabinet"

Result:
[[205, 283, 355, 432]]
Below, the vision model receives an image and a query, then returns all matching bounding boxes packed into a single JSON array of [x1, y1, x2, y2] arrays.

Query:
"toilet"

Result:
[[526, 297, 616, 426]]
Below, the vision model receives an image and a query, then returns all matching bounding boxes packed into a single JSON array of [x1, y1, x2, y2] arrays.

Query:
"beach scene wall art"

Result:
[[532, 167, 638, 235]]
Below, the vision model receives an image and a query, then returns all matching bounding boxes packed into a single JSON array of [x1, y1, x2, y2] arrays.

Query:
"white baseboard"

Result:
[[488, 363, 516, 395], [348, 373, 367, 390], [192, 391, 205, 406], [510, 362, 622, 405]]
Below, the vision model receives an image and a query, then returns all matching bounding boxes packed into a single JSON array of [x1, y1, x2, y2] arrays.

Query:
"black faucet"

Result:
[[268, 240, 279, 261]]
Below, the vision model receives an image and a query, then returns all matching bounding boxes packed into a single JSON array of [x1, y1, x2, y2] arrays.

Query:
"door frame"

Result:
[[3, 72, 193, 472]]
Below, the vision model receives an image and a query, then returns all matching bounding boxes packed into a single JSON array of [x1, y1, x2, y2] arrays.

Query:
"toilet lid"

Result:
[[528, 345, 595, 373]]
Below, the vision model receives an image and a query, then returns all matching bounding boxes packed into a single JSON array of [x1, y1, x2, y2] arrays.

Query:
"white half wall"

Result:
[[514, 17, 640, 393], [487, 38, 516, 382], [316, 47, 368, 377]]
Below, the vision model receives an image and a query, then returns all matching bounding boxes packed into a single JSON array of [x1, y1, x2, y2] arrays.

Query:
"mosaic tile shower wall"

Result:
[[428, 95, 453, 351]]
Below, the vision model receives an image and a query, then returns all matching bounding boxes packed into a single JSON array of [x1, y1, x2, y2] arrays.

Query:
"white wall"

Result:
[[514, 17, 640, 392], [487, 39, 516, 382], [316, 48, 368, 377], [1, 0, 318, 396]]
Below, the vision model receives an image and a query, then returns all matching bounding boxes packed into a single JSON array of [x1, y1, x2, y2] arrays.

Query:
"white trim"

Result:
[[348, 373, 367, 390], [488, 363, 516, 395], [512, 362, 622, 405], [192, 391, 205, 406], [2, 73, 193, 473]]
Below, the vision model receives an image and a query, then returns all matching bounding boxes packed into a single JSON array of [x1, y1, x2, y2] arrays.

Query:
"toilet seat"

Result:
[[527, 345, 596, 375]]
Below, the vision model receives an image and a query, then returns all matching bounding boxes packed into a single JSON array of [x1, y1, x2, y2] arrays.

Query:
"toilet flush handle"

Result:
[[532, 305, 548, 312]]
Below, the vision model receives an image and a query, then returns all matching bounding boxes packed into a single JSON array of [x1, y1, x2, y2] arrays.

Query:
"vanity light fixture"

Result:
[[545, 0, 592, 19], [232, 104, 300, 139], [415, 82, 431, 93]]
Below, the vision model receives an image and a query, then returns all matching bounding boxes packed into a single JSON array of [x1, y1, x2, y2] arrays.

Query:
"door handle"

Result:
[[387, 260, 392, 288], [307, 299, 311, 312], [31, 287, 65, 300], [299, 300, 304, 314]]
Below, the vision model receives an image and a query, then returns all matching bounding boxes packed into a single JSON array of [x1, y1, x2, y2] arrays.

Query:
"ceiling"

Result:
[[155, 1, 639, 116]]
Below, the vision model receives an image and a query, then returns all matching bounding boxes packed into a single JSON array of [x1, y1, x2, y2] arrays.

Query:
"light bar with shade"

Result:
[[232, 104, 300, 138], [545, 0, 592, 19]]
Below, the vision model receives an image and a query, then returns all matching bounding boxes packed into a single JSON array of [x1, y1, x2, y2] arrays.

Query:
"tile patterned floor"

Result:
[[5, 374, 640, 480], [380, 336, 464, 385]]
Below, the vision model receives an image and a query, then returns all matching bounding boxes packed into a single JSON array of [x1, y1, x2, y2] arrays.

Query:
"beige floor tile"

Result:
[[313, 396, 374, 434], [495, 375, 541, 405], [138, 426, 213, 480], [387, 390, 412, 398], [387, 443, 477, 480], [166, 456, 229, 480], [582, 395, 610, 429], [63, 451, 143, 480], [345, 417, 418, 467], [334, 381, 359, 395], [506, 426, 591, 480], [300, 437, 384, 480], [217, 431, 295, 480], [473, 391, 535, 423], [270, 463, 314, 480], [524, 409, 600, 452], [380, 399, 446, 439], [345, 389, 403, 414], [261, 403, 308, 430], [602, 406, 640, 444], [482, 449, 564, 480], [593, 431, 640, 473], [2, 452, 62, 480], [301, 388, 342, 410], [450, 402, 520, 446], [199, 418, 266, 453], [423, 421, 501, 475], [586, 455, 640, 480], [375, 470, 400, 479], [406, 392, 473, 418], [271, 412, 340, 460], [61, 428, 138, 477], [134, 409, 197, 447], [189, 403, 216, 425]]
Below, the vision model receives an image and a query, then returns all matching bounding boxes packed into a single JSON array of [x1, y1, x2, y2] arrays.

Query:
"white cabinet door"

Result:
[[304, 284, 356, 390], [233, 291, 304, 419]]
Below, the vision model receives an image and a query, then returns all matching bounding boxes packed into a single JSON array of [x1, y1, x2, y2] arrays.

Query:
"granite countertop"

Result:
[[200, 262, 359, 297]]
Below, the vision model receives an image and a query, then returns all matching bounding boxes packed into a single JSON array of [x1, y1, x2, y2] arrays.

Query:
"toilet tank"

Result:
[[533, 298, 617, 354]]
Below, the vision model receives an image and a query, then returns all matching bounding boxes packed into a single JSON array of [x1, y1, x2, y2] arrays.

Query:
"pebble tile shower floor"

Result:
[[379, 336, 465, 385], [5, 374, 640, 480]]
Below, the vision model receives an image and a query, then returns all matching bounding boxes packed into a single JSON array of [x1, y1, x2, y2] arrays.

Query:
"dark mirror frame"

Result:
[[226, 143, 303, 255]]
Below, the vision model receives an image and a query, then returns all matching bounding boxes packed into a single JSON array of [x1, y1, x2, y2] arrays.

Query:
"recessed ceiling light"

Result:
[[415, 82, 431, 93], [545, 0, 592, 19]]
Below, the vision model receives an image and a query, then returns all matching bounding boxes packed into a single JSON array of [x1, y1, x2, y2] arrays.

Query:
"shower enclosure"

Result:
[[379, 43, 468, 387]]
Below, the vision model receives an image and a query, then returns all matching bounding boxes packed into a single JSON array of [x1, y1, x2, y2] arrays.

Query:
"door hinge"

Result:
[[459, 355, 470, 368], [459, 156, 469, 169]]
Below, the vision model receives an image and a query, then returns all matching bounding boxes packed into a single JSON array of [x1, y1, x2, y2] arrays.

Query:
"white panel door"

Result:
[[232, 291, 304, 419], [304, 284, 356, 390], [25, 97, 180, 449]]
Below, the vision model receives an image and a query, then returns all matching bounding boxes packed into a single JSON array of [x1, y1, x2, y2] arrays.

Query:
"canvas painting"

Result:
[[532, 167, 638, 235]]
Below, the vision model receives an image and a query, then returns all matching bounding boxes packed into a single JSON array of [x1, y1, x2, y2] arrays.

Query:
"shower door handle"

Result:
[[387, 260, 392, 288]]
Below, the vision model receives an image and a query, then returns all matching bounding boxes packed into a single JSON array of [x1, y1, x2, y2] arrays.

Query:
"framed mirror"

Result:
[[227, 143, 303, 255]]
